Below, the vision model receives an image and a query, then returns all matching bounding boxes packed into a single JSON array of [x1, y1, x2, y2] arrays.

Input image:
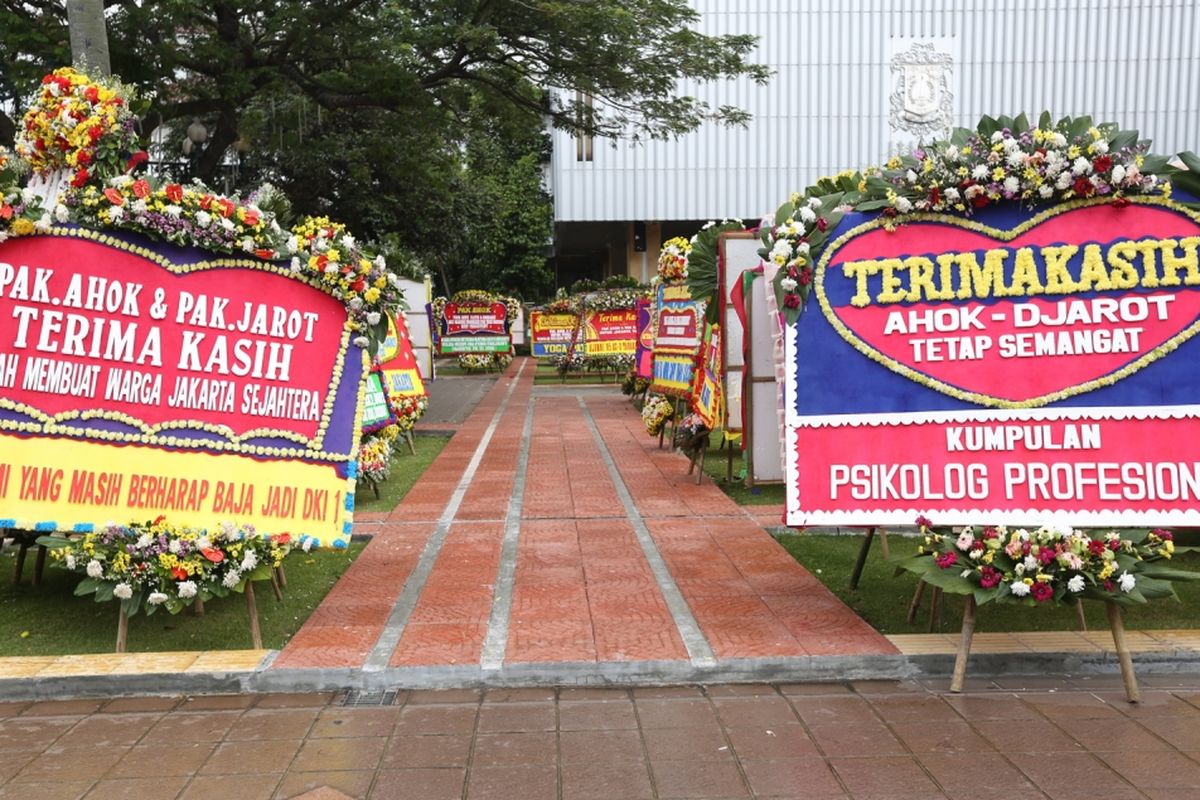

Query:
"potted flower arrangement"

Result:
[[642, 394, 675, 436]]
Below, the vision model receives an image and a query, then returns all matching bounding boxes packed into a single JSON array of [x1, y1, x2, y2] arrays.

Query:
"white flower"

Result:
[[960, 569, 973, 579], [806, 196, 823, 209], [324, 262, 339, 274], [220, 216, 236, 232], [798, 206, 816, 224], [1015, 563, 1026, 576], [1055, 171, 1073, 190], [301, 538, 314, 553], [893, 195, 913, 213], [240, 551, 258, 572], [944, 187, 960, 202], [177, 580, 197, 599], [374, 254, 387, 270], [168, 539, 182, 555], [769, 238, 792, 263], [110, 174, 134, 188], [1038, 184, 1055, 198], [1010, 580, 1031, 597], [1003, 137, 1021, 153], [1111, 164, 1127, 184], [349, 297, 364, 311], [148, 591, 169, 605], [1072, 156, 1092, 175], [34, 214, 52, 232], [366, 311, 382, 325], [241, 237, 255, 252], [780, 277, 798, 292], [1051, 132, 1067, 148], [956, 532, 975, 552], [990, 131, 1005, 143], [54, 203, 70, 222], [290, 256, 302, 272], [130, 199, 148, 215], [113, 582, 133, 600], [222, 570, 242, 589], [286, 235, 299, 254], [905, 169, 918, 184], [1092, 139, 1109, 154], [943, 145, 959, 161], [196, 537, 211, 551], [86, 559, 104, 578], [1067, 575, 1086, 593], [342, 234, 356, 249], [1118, 571, 1136, 593], [164, 204, 182, 218], [1023, 555, 1039, 571], [195, 210, 212, 228], [795, 241, 811, 256], [65, 554, 76, 570], [1006, 150, 1025, 168], [136, 534, 153, 549], [971, 164, 989, 180], [108, 205, 125, 222], [353, 335, 370, 348]]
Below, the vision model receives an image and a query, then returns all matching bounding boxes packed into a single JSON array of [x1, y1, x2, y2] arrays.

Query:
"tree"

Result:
[[66, 0, 109, 74]]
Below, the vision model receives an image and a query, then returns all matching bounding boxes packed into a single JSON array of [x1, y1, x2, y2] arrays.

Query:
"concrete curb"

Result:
[[3, 650, 1199, 701]]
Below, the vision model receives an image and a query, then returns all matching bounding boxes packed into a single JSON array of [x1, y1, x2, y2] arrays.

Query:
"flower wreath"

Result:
[[895, 517, 1197, 608], [657, 236, 692, 282], [763, 112, 1200, 324]]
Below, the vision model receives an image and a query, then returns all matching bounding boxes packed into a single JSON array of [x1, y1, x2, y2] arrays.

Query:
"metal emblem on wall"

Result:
[[889, 42, 954, 138]]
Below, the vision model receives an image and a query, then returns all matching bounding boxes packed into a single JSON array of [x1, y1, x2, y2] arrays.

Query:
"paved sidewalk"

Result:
[[1, 677, 1198, 799]]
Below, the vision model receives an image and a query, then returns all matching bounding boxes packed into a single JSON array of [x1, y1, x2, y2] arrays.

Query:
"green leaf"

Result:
[[1037, 111, 1052, 130], [917, 569, 976, 596], [94, 582, 114, 602], [35, 536, 74, 549], [1137, 562, 1200, 581], [1108, 130, 1140, 151], [74, 578, 99, 597], [854, 199, 892, 212], [1175, 151, 1200, 174]]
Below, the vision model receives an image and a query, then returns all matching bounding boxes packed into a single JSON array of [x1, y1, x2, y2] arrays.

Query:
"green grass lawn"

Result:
[[777, 533, 1200, 635], [0, 542, 366, 656], [354, 434, 449, 514]]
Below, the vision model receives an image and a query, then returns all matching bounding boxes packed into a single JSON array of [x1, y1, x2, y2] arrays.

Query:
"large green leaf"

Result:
[[916, 569, 976, 595]]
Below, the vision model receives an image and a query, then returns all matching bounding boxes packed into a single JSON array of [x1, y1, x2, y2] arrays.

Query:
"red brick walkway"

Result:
[[274, 359, 894, 676]]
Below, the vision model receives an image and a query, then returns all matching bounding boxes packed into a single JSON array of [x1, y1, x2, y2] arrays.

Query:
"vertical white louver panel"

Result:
[[549, 0, 1200, 223]]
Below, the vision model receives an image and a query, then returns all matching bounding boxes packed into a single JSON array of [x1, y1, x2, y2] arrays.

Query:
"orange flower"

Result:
[[171, 566, 189, 580], [165, 183, 183, 203], [0, 205, 11, 220], [273, 533, 291, 545], [103, 188, 124, 206], [201, 548, 224, 563], [132, 179, 151, 199]]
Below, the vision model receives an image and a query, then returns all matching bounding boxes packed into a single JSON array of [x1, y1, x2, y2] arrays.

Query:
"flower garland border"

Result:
[[813, 195, 1200, 409]]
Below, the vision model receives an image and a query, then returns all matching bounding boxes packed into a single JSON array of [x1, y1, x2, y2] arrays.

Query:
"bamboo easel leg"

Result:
[[928, 587, 943, 633], [115, 607, 128, 653], [878, 531, 890, 560], [13, 539, 28, 584], [246, 581, 263, 649], [1075, 601, 1088, 632], [848, 527, 876, 590], [405, 430, 416, 455], [1106, 601, 1140, 703], [193, 596, 205, 616], [950, 594, 977, 693], [694, 446, 706, 485], [270, 571, 284, 602], [33, 545, 47, 587], [907, 580, 927, 625], [275, 565, 287, 589]]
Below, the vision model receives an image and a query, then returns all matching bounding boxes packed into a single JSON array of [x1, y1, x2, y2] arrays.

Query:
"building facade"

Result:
[[546, 0, 1200, 284]]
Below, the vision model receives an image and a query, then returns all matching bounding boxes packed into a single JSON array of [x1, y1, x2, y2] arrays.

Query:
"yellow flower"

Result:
[[991, 167, 1006, 182], [10, 218, 35, 236], [364, 287, 381, 304]]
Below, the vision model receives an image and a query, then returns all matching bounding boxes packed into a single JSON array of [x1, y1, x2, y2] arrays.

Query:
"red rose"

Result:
[[783, 293, 800, 309], [1031, 582, 1054, 602], [1072, 176, 1094, 197], [165, 183, 183, 202], [351, 278, 366, 292], [84, 85, 99, 103], [75, 150, 91, 167], [103, 188, 125, 206], [1093, 155, 1113, 173], [70, 168, 90, 188], [132, 179, 151, 199]]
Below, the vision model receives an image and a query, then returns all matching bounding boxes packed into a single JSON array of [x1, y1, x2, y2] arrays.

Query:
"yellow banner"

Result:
[[585, 339, 636, 355], [0, 436, 354, 546]]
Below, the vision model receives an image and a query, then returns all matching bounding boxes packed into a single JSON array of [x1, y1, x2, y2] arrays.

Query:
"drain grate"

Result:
[[341, 689, 400, 707]]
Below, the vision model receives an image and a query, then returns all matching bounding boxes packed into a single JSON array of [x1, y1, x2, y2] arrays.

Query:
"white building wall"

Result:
[[551, 0, 1200, 223]]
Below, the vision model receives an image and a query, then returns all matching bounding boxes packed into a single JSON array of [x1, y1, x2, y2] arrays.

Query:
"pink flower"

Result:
[[934, 551, 957, 569], [979, 566, 1002, 589], [1030, 582, 1054, 602]]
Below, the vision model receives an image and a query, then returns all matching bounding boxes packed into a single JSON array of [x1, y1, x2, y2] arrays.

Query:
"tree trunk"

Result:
[[66, 0, 112, 76]]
